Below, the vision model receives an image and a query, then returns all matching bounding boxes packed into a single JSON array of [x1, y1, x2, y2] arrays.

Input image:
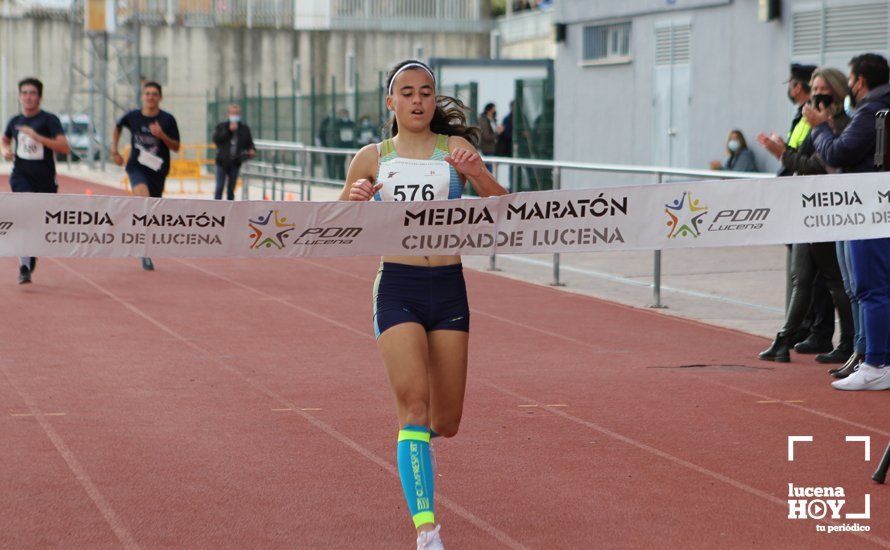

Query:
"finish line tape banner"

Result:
[[1, 172, 889, 259]]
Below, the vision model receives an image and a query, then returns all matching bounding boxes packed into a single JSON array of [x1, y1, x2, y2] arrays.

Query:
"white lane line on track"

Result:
[[483, 380, 890, 549], [58, 259, 527, 550], [0, 361, 140, 550], [298, 259, 890, 442], [185, 258, 890, 546]]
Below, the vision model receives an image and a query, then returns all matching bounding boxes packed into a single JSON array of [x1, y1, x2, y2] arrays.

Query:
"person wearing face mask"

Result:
[[756, 68, 854, 366], [212, 104, 255, 200], [709, 130, 757, 172], [758, 63, 836, 358], [805, 53, 890, 391], [777, 64, 817, 177]]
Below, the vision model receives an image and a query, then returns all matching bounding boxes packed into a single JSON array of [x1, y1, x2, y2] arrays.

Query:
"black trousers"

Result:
[[781, 242, 853, 346], [214, 164, 240, 200]]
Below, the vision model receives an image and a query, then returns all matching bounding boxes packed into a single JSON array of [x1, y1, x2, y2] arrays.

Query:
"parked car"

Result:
[[57, 114, 101, 162]]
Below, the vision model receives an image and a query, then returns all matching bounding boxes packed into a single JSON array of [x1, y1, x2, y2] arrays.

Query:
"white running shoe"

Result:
[[416, 525, 444, 550], [831, 364, 890, 391]]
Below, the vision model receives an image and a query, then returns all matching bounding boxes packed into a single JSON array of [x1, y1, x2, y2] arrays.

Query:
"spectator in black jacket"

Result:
[[212, 104, 255, 200], [805, 53, 890, 389], [757, 67, 853, 364]]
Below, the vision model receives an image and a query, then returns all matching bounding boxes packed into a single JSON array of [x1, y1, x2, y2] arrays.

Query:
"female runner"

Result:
[[339, 59, 508, 549]]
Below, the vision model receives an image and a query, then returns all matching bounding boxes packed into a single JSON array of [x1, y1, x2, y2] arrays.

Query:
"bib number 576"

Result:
[[393, 184, 435, 201]]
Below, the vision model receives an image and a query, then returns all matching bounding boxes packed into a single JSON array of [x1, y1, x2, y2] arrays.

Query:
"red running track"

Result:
[[1, 176, 888, 548]]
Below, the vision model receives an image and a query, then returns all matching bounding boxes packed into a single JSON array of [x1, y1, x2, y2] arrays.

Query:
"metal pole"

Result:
[[257, 81, 263, 139], [488, 161, 500, 271], [274, 80, 279, 141], [651, 172, 666, 308], [241, 170, 250, 200], [551, 166, 564, 286], [306, 147, 313, 201], [99, 32, 107, 171], [300, 149, 307, 200]]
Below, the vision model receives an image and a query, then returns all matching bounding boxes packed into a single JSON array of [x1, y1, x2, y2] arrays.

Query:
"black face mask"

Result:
[[849, 79, 860, 107], [787, 82, 799, 104], [811, 94, 834, 109]]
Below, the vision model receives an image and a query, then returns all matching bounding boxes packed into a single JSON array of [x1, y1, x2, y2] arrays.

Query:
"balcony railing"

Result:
[[122, 0, 294, 28], [306, 0, 490, 33], [497, 6, 553, 44], [8, 0, 490, 31]]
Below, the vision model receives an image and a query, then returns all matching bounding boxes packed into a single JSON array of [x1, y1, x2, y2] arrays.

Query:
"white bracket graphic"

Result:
[[845, 436, 871, 461], [847, 494, 871, 520], [788, 436, 813, 461]]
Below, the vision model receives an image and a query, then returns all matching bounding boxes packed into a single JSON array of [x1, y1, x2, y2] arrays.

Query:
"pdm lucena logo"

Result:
[[248, 210, 296, 250], [665, 192, 709, 238]]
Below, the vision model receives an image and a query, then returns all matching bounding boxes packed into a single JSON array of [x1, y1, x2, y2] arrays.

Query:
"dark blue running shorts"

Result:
[[127, 167, 166, 198], [373, 262, 470, 339]]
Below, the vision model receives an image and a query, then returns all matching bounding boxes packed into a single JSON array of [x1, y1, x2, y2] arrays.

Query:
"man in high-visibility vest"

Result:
[[758, 64, 836, 357], [781, 63, 817, 175]]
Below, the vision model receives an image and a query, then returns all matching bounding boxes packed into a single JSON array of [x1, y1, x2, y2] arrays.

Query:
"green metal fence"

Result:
[[206, 74, 478, 149], [513, 75, 555, 192]]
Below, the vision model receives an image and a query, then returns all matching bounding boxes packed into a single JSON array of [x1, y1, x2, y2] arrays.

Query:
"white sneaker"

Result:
[[416, 524, 444, 550], [831, 364, 890, 391]]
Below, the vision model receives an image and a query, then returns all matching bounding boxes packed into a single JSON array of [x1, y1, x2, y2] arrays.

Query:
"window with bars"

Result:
[[582, 22, 631, 64]]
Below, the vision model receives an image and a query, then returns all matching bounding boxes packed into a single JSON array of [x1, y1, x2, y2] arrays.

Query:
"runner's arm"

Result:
[[340, 144, 381, 201], [446, 136, 508, 197], [1, 136, 12, 161], [18, 126, 70, 155], [38, 134, 71, 155]]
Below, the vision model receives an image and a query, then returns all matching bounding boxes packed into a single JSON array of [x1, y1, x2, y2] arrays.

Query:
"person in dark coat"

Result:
[[212, 103, 255, 200]]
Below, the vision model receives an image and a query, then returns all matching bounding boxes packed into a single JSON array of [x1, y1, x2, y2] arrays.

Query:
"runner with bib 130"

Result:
[[339, 59, 507, 550], [111, 81, 181, 271], [1, 77, 71, 284]]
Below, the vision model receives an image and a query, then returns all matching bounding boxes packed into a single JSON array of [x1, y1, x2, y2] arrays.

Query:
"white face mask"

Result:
[[229, 115, 240, 123], [843, 96, 854, 116], [728, 139, 741, 153]]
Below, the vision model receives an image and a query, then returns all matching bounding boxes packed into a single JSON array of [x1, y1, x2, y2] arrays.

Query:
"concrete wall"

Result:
[[553, 0, 793, 189], [0, 15, 488, 147]]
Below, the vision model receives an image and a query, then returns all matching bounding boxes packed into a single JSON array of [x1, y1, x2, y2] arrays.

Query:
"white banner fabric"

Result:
[[1, 172, 889, 259]]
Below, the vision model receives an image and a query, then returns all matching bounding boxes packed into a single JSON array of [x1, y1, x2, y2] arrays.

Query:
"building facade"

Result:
[[554, 0, 890, 188], [1, 0, 491, 147]]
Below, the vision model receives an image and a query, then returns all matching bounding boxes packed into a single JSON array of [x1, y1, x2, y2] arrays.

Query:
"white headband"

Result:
[[388, 63, 436, 95]]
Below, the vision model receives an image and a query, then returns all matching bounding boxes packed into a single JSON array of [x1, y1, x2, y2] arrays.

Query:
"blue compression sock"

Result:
[[397, 425, 435, 528]]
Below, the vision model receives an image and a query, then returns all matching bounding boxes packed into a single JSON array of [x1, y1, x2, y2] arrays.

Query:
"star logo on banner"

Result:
[[248, 210, 296, 249], [665, 192, 709, 238]]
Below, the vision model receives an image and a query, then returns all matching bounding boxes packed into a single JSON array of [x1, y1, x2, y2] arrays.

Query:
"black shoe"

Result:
[[29, 257, 36, 273], [830, 353, 863, 379], [793, 335, 834, 354], [816, 345, 854, 364], [141, 257, 155, 271], [759, 333, 792, 362], [17, 265, 31, 284], [790, 328, 810, 346]]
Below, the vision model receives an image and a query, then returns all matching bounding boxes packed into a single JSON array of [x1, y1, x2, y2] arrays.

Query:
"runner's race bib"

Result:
[[16, 131, 44, 160], [340, 128, 354, 142], [377, 158, 450, 202], [136, 145, 164, 172]]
